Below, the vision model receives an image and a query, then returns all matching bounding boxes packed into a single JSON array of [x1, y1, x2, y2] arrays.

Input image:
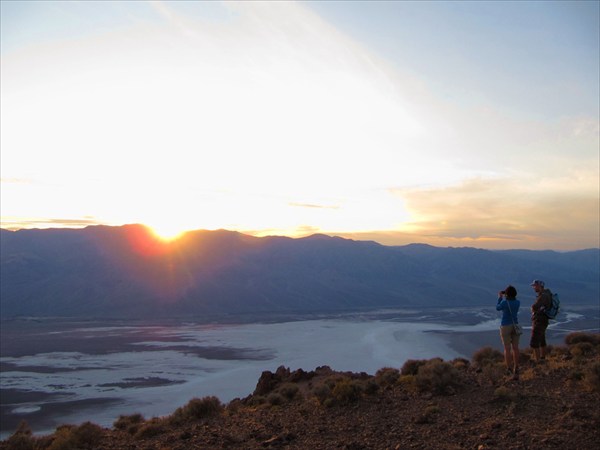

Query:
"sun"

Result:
[[147, 224, 187, 242]]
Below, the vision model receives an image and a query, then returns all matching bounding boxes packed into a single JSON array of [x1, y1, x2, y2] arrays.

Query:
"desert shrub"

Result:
[[323, 374, 346, 389], [398, 374, 417, 390], [424, 404, 440, 415], [415, 359, 461, 395], [375, 367, 400, 387], [583, 361, 600, 392], [312, 377, 364, 406], [245, 395, 266, 407], [401, 359, 432, 376], [5, 421, 36, 450], [494, 386, 517, 402], [134, 418, 166, 439], [113, 413, 145, 434], [565, 332, 600, 346], [277, 382, 300, 400], [170, 396, 223, 425], [226, 398, 244, 414], [481, 363, 506, 385], [267, 393, 285, 406], [451, 358, 470, 370], [312, 383, 332, 405], [414, 405, 440, 424], [472, 347, 503, 369], [570, 342, 595, 358], [362, 379, 379, 395], [331, 379, 363, 405], [48, 422, 104, 450]]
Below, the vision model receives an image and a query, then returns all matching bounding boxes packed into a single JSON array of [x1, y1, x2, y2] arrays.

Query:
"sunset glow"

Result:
[[148, 225, 187, 243], [1, 1, 598, 250]]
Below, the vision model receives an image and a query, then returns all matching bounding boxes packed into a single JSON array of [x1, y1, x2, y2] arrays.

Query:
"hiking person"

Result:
[[496, 285, 521, 379], [530, 279, 552, 362]]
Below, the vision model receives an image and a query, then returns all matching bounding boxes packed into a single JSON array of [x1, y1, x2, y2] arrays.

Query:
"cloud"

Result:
[[1, 217, 105, 231], [289, 202, 339, 210], [384, 177, 600, 250]]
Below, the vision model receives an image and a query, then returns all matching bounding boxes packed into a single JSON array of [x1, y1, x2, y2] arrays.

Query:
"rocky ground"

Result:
[[2, 333, 599, 450]]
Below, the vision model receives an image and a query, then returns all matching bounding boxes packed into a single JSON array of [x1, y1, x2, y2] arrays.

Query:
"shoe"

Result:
[[512, 372, 519, 381]]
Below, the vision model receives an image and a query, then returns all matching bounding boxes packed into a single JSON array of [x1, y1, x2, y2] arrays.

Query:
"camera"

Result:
[[500, 291, 506, 295]]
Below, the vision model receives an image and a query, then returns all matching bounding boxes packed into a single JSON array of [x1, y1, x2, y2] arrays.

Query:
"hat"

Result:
[[530, 280, 544, 287]]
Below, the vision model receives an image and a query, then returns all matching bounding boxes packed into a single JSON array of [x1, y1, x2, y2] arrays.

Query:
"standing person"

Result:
[[496, 285, 521, 379], [530, 279, 552, 362]]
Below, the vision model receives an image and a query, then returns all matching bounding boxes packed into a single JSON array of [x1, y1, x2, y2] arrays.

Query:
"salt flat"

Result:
[[0, 307, 595, 439]]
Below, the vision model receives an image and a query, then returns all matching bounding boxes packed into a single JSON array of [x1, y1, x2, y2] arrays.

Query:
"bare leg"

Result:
[[511, 342, 519, 372], [532, 347, 540, 361], [503, 345, 513, 371]]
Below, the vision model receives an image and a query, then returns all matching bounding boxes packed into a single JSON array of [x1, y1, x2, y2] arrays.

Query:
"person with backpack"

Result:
[[530, 279, 552, 362], [496, 285, 521, 379]]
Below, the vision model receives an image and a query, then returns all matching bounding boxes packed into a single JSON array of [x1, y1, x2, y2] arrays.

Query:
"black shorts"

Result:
[[530, 318, 549, 348]]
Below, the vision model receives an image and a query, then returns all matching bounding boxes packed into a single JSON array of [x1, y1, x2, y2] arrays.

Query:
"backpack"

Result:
[[545, 292, 560, 319]]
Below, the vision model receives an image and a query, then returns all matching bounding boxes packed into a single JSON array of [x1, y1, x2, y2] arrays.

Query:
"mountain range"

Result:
[[1, 224, 598, 319]]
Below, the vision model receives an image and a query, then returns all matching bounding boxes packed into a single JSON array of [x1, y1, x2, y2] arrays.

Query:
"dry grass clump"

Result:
[[582, 361, 600, 392], [311, 375, 371, 407], [415, 359, 462, 395], [414, 404, 441, 424], [264, 383, 303, 407], [113, 413, 145, 435], [311, 383, 332, 405], [564, 333, 600, 366], [401, 359, 431, 376], [267, 393, 286, 406], [569, 341, 596, 358], [134, 418, 168, 440], [374, 367, 400, 387], [451, 357, 470, 370], [245, 395, 267, 407], [276, 382, 301, 401], [46, 422, 104, 450], [493, 386, 517, 402], [472, 347, 503, 369], [2, 421, 47, 450], [169, 396, 223, 426], [331, 378, 363, 405], [565, 332, 600, 346]]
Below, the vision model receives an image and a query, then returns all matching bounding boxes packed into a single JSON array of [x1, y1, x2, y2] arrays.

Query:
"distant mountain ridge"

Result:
[[1, 225, 598, 319]]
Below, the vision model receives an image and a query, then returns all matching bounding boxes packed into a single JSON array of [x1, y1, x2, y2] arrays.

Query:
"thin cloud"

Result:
[[289, 202, 340, 210], [1, 217, 105, 231], [386, 178, 600, 250]]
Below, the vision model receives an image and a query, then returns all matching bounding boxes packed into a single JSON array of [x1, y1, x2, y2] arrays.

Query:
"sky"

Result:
[[1, 0, 598, 250]]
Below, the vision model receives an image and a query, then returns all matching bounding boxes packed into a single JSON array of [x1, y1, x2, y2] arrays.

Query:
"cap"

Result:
[[530, 280, 545, 287]]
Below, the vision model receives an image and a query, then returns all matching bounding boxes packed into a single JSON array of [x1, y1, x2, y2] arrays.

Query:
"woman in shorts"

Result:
[[496, 285, 521, 380]]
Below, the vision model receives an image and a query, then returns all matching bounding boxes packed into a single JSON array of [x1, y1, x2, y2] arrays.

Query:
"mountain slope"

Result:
[[1, 225, 598, 318], [3, 336, 600, 449]]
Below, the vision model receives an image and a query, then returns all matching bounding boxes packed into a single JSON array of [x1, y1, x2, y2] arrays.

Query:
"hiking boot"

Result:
[[512, 370, 519, 381]]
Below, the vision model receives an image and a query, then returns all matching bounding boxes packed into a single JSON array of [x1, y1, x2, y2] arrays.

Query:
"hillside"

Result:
[[3, 333, 599, 450], [1, 225, 598, 318]]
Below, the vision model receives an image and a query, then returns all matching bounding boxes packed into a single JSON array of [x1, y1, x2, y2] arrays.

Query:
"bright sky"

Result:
[[1, 1, 598, 250]]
